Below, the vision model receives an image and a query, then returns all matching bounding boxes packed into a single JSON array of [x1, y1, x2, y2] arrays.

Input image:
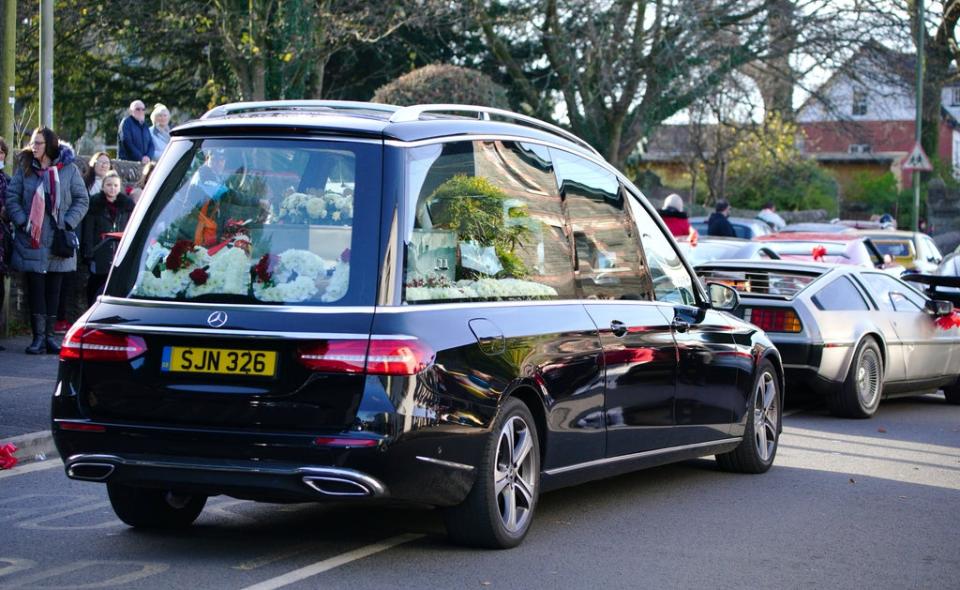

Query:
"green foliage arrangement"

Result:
[[844, 171, 899, 214], [725, 114, 839, 213], [372, 64, 510, 109], [426, 175, 531, 278]]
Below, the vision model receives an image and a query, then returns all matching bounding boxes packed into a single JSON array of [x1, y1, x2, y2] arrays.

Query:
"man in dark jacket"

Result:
[[707, 199, 737, 237], [118, 100, 154, 163]]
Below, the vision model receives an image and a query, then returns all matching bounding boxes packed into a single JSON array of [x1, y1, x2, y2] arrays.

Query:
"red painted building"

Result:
[[797, 44, 960, 190]]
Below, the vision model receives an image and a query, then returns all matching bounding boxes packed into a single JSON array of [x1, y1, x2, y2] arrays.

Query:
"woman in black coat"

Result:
[[82, 171, 134, 306]]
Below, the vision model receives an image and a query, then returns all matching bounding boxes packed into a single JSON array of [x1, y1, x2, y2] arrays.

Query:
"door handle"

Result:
[[610, 320, 628, 337], [672, 318, 690, 333]]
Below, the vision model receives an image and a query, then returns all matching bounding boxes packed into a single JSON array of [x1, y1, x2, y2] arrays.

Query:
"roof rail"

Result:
[[201, 100, 400, 120], [388, 104, 600, 156]]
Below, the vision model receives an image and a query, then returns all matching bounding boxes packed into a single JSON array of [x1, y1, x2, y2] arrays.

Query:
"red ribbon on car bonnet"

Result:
[[811, 245, 827, 262], [935, 310, 960, 331], [0, 443, 18, 470]]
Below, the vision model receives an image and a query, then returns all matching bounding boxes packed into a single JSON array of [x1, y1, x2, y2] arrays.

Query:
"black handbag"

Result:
[[52, 227, 79, 258]]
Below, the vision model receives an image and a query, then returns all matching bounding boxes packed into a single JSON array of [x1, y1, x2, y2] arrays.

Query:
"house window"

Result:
[[852, 90, 868, 116], [952, 130, 960, 179], [848, 144, 872, 154], [952, 87, 960, 106]]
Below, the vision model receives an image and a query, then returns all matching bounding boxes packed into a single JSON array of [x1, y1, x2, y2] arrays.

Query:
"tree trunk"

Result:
[[252, 59, 266, 101]]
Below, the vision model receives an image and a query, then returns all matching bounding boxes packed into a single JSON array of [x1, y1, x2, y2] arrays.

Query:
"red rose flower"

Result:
[[189, 267, 209, 285], [254, 253, 277, 283], [166, 239, 195, 271]]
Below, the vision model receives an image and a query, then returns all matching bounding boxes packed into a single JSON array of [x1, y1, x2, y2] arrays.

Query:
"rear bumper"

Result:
[[65, 453, 388, 499], [776, 340, 850, 394], [53, 421, 483, 507]]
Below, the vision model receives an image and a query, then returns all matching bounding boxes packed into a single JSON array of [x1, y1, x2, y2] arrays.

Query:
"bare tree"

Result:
[[470, 0, 877, 169], [213, 0, 447, 101], [686, 75, 763, 204]]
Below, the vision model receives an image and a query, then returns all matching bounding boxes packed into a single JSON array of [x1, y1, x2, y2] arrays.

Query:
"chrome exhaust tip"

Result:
[[302, 476, 373, 497], [298, 467, 386, 498], [67, 462, 116, 481]]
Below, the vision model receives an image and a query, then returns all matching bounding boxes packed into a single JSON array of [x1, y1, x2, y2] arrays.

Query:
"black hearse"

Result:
[[53, 101, 783, 548]]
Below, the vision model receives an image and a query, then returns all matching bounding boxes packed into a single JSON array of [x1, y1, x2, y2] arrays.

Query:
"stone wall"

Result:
[[2, 158, 145, 336]]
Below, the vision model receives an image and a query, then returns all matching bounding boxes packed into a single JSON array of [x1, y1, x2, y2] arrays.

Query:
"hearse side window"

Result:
[[626, 192, 696, 305], [550, 149, 653, 301], [402, 140, 575, 303], [115, 138, 379, 305], [812, 276, 869, 311]]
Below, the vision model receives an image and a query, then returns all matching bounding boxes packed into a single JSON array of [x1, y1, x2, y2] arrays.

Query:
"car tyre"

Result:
[[107, 482, 206, 528], [830, 338, 883, 419], [943, 383, 960, 405], [716, 359, 780, 474], [443, 397, 540, 549]]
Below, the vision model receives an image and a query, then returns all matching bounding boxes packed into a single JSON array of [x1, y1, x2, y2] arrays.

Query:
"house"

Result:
[[640, 44, 960, 202], [796, 43, 959, 191]]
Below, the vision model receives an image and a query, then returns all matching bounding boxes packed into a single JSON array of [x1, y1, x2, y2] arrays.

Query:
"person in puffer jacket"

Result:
[[4, 127, 89, 354], [658, 193, 691, 238]]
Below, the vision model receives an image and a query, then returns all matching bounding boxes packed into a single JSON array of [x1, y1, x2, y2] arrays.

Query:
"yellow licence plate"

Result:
[[161, 346, 277, 377]]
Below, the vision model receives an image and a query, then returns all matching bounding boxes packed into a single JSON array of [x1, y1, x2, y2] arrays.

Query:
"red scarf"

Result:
[[27, 164, 63, 248]]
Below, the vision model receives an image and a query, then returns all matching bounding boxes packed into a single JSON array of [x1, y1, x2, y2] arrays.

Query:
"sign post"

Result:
[[902, 142, 934, 173], [912, 0, 925, 234]]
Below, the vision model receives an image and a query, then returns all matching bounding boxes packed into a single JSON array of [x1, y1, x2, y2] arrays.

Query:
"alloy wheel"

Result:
[[856, 348, 881, 408], [494, 415, 536, 534], [753, 372, 778, 462]]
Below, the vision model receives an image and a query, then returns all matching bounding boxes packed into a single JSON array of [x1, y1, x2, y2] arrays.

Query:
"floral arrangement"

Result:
[[252, 248, 331, 302], [322, 249, 351, 302], [136, 241, 210, 298], [275, 188, 354, 225], [186, 246, 251, 298], [135, 240, 351, 303], [405, 277, 557, 302]]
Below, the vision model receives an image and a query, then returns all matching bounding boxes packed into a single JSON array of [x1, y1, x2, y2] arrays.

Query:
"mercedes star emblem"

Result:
[[207, 310, 228, 328]]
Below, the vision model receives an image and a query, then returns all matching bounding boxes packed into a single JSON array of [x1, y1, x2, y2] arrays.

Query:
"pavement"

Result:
[[0, 333, 61, 466]]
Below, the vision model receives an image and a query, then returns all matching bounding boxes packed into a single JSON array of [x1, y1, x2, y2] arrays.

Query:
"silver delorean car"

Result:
[[695, 260, 960, 418]]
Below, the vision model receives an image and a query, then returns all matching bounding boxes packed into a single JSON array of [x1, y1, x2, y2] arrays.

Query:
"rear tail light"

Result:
[[60, 326, 148, 361], [297, 338, 434, 376], [744, 307, 802, 333]]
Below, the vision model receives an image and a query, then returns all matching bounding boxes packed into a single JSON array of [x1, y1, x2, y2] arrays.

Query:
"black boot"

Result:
[[45, 315, 61, 354], [25, 315, 46, 355]]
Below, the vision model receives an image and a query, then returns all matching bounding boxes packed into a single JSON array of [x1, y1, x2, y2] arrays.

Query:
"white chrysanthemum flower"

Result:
[[306, 197, 327, 219], [186, 247, 251, 298], [321, 261, 350, 302]]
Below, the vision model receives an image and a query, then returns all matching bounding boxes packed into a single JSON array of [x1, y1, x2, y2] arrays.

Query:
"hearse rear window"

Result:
[[119, 139, 381, 305]]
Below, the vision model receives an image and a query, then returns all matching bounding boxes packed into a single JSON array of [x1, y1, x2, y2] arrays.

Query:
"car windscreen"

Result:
[[109, 137, 382, 306], [872, 240, 913, 258]]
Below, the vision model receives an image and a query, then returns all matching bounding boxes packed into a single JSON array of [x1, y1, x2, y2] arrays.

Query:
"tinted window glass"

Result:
[[859, 273, 926, 312], [116, 139, 376, 305], [551, 149, 652, 300], [628, 195, 696, 304], [812, 276, 868, 311], [403, 141, 574, 303], [890, 292, 922, 312]]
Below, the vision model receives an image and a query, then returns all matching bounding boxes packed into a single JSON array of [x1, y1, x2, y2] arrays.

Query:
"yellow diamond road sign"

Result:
[[902, 142, 933, 172]]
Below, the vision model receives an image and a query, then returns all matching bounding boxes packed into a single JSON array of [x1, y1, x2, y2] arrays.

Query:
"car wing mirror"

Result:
[[925, 298, 954, 317], [706, 281, 740, 311]]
